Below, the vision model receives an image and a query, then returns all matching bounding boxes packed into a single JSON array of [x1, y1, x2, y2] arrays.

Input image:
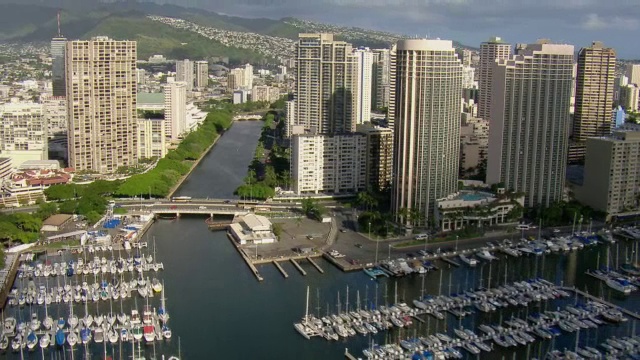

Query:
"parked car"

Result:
[[198, 206, 207, 210]]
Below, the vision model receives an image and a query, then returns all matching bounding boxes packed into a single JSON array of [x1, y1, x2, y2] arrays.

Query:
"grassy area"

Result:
[[31, 239, 81, 251]]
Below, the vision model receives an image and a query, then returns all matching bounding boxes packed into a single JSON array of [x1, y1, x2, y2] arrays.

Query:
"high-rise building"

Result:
[[0, 103, 48, 167], [577, 127, 640, 219], [285, 100, 296, 138], [371, 49, 390, 111], [195, 60, 209, 89], [242, 64, 253, 90], [460, 114, 489, 176], [164, 81, 187, 141], [387, 45, 397, 129], [391, 39, 463, 225], [357, 124, 393, 191], [290, 133, 366, 194], [626, 63, 640, 86], [41, 95, 67, 136], [352, 47, 373, 124], [136, 68, 147, 85], [137, 118, 166, 159], [251, 85, 280, 103], [487, 41, 574, 207], [51, 37, 67, 97], [175, 59, 194, 92], [295, 33, 357, 134], [569, 42, 616, 163], [66, 37, 137, 174], [227, 65, 253, 92], [478, 37, 511, 121]]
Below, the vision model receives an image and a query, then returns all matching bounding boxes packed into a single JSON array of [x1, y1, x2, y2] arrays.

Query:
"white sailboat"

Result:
[[293, 286, 318, 339], [158, 281, 169, 323]]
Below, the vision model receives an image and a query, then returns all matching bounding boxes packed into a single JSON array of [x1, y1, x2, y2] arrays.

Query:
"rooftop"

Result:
[[43, 214, 73, 227], [137, 92, 164, 105]]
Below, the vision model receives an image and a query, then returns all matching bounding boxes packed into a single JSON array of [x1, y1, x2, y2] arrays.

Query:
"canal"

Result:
[[3, 120, 640, 360]]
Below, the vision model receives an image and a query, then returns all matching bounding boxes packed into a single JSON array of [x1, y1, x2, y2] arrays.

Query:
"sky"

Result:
[[163, 0, 640, 59]]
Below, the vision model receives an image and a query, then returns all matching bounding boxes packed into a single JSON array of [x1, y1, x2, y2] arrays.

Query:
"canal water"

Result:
[[3, 121, 640, 359]]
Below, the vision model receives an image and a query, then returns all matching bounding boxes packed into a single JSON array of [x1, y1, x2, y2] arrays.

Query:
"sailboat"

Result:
[[55, 328, 65, 346], [151, 278, 163, 293], [39, 332, 50, 349], [26, 330, 37, 350], [43, 279, 53, 330], [293, 286, 318, 339], [66, 329, 78, 347], [162, 324, 172, 339], [158, 281, 169, 323], [68, 298, 78, 329], [108, 327, 119, 344]]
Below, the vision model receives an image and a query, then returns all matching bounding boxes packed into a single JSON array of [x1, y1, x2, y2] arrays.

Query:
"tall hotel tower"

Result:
[[391, 39, 463, 226]]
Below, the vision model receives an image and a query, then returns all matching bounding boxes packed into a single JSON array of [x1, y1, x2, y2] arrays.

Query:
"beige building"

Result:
[[577, 128, 640, 219], [66, 37, 137, 173], [194, 60, 208, 89], [626, 63, 640, 86], [0, 103, 48, 168], [137, 118, 166, 159], [478, 37, 512, 121], [487, 41, 574, 207], [357, 124, 393, 191], [620, 84, 640, 112], [391, 39, 463, 225], [569, 42, 616, 163], [460, 115, 489, 176], [435, 190, 524, 231], [164, 81, 187, 141], [251, 85, 280, 103], [227, 64, 253, 92], [387, 44, 397, 130], [175, 59, 194, 92], [295, 33, 358, 134], [291, 133, 366, 195], [0, 158, 12, 180]]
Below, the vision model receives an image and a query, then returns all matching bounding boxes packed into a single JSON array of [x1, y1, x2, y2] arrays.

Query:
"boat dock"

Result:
[[307, 257, 324, 273], [411, 315, 425, 323], [441, 256, 461, 267], [562, 286, 640, 321], [344, 349, 358, 360], [273, 261, 289, 278], [291, 259, 307, 276], [227, 233, 263, 281], [322, 252, 363, 272], [585, 270, 608, 281]]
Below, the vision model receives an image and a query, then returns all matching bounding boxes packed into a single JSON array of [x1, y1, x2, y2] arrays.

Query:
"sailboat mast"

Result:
[[304, 286, 309, 321]]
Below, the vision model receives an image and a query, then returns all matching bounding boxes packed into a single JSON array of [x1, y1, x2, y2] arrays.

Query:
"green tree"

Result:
[[7, 213, 42, 233], [44, 184, 78, 201], [264, 166, 278, 187], [36, 202, 58, 220], [58, 200, 78, 214]]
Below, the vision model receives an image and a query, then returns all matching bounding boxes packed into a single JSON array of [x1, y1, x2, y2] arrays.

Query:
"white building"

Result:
[[137, 118, 166, 159], [229, 214, 277, 245], [175, 59, 194, 92], [352, 47, 373, 124], [291, 133, 367, 195], [435, 190, 524, 231], [164, 81, 187, 141], [462, 66, 476, 89], [233, 90, 250, 104], [487, 41, 574, 207], [285, 100, 295, 138], [185, 103, 208, 133], [0, 103, 48, 168], [620, 84, 640, 112], [41, 95, 67, 136], [0, 157, 13, 180]]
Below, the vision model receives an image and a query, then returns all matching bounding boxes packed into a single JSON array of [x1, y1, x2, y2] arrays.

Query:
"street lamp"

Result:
[[455, 235, 459, 252]]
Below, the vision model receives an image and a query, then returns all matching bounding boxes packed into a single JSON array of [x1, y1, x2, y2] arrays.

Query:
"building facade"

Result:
[[42, 95, 67, 136], [164, 81, 187, 141], [620, 84, 640, 112], [569, 42, 616, 163], [627, 63, 640, 86], [66, 37, 138, 173], [291, 133, 366, 195], [357, 124, 393, 191], [295, 33, 357, 134], [195, 60, 209, 89], [352, 47, 373, 124], [137, 118, 166, 159], [251, 85, 280, 103], [387, 45, 397, 130], [176, 59, 194, 92], [0, 103, 48, 167], [51, 37, 67, 97], [391, 39, 463, 226], [460, 115, 489, 176], [477, 37, 511, 121], [372, 49, 390, 111], [487, 41, 574, 207], [577, 128, 640, 219]]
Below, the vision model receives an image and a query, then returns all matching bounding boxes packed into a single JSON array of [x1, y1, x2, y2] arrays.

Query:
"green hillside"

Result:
[[84, 14, 268, 63]]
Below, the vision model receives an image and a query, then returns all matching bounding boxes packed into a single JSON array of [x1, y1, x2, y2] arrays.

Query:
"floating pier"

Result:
[[273, 261, 289, 278], [562, 286, 640, 321], [344, 349, 358, 360], [441, 257, 461, 267], [291, 259, 307, 276], [411, 315, 425, 323], [307, 257, 324, 273]]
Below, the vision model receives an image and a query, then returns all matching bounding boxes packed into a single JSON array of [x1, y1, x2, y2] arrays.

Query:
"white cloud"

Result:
[[582, 13, 639, 30]]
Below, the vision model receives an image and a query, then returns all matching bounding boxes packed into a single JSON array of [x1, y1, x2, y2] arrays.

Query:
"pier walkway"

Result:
[[307, 257, 324, 273], [291, 259, 307, 276], [273, 261, 289, 278], [561, 286, 640, 321]]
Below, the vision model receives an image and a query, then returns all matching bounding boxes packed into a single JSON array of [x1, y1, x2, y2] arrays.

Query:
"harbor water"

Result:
[[2, 121, 640, 359]]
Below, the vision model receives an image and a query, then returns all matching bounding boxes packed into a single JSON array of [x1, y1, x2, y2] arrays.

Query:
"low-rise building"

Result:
[[1, 168, 72, 206], [576, 127, 640, 220], [435, 189, 524, 231], [291, 133, 367, 195], [41, 214, 73, 232], [229, 214, 277, 245], [251, 85, 280, 103], [0, 157, 13, 180], [233, 90, 250, 104]]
